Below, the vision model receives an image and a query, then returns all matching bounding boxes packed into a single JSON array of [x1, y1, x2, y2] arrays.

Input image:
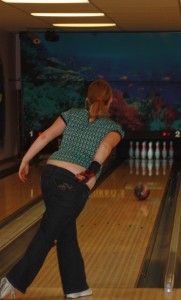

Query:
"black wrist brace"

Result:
[[87, 161, 101, 175], [76, 161, 101, 183]]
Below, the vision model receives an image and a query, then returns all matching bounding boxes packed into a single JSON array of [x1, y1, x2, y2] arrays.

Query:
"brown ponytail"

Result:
[[87, 79, 112, 119]]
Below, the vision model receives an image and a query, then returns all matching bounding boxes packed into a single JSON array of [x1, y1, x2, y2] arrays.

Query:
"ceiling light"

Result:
[[53, 23, 116, 27], [1, 0, 89, 3], [31, 13, 104, 17]]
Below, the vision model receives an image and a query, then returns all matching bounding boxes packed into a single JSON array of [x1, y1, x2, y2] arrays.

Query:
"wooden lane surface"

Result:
[[15, 287, 181, 300], [0, 164, 43, 223], [14, 159, 173, 299]]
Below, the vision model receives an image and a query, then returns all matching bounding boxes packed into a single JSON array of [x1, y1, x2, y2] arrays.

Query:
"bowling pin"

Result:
[[147, 160, 153, 176], [162, 159, 167, 175], [135, 141, 140, 159], [155, 159, 160, 176], [30, 188, 34, 198], [129, 158, 134, 174], [169, 141, 174, 159], [169, 158, 173, 169], [162, 141, 167, 159], [141, 141, 147, 160], [129, 141, 134, 158], [147, 141, 153, 160], [135, 159, 140, 175], [141, 159, 147, 176], [155, 141, 160, 160]]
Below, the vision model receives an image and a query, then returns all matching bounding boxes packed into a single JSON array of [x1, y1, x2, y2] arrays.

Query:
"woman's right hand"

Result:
[[18, 160, 30, 183]]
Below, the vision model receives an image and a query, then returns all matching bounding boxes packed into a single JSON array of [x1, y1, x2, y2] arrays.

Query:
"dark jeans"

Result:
[[7, 165, 90, 294]]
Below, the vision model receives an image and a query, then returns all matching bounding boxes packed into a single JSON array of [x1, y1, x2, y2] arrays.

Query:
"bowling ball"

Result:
[[134, 184, 150, 201]]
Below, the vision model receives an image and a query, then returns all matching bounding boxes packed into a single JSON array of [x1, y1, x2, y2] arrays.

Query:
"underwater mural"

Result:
[[20, 32, 181, 140]]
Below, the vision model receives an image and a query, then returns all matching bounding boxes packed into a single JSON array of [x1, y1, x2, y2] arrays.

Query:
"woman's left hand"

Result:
[[75, 171, 94, 183], [19, 160, 30, 183]]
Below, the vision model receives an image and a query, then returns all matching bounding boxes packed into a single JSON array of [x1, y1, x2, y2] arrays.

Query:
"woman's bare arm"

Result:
[[19, 117, 66, 182], [76, 131, 121, 182], [93, 131, 121, 164]]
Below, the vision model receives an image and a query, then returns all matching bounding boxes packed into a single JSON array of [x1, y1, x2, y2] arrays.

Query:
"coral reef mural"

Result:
[[20, 32, 181, 141]]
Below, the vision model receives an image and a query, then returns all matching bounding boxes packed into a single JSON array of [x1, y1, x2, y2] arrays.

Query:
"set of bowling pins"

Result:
[[129, 141, 174, 160], [129, 158, 173, 176]]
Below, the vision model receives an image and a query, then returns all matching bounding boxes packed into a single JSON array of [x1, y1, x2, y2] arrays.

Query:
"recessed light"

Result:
[[1, 0, 89, 3], [31, 13, 104, 17], [53, 23, 116, 27]]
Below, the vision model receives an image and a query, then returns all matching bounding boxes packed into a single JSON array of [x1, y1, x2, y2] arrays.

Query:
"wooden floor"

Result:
[[15, 287, 181, 300], [2, 158, 180, 299], [0, 163, 43, 223]]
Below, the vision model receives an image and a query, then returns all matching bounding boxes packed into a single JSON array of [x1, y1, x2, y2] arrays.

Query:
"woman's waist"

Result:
[[46, 160, 96, 189], [47, 160, 86, 174]]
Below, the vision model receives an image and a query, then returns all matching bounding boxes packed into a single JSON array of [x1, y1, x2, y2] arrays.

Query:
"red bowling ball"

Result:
[[134, 183, 150, 200]]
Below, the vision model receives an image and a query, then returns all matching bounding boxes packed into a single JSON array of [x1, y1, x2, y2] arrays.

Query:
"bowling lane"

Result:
[[80, 159, 170, 288], [16, 158, 171, 300], [0, 163, 43, 224]]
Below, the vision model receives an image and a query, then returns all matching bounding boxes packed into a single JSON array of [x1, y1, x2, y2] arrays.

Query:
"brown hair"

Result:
[[87, 79, 112, 119]]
